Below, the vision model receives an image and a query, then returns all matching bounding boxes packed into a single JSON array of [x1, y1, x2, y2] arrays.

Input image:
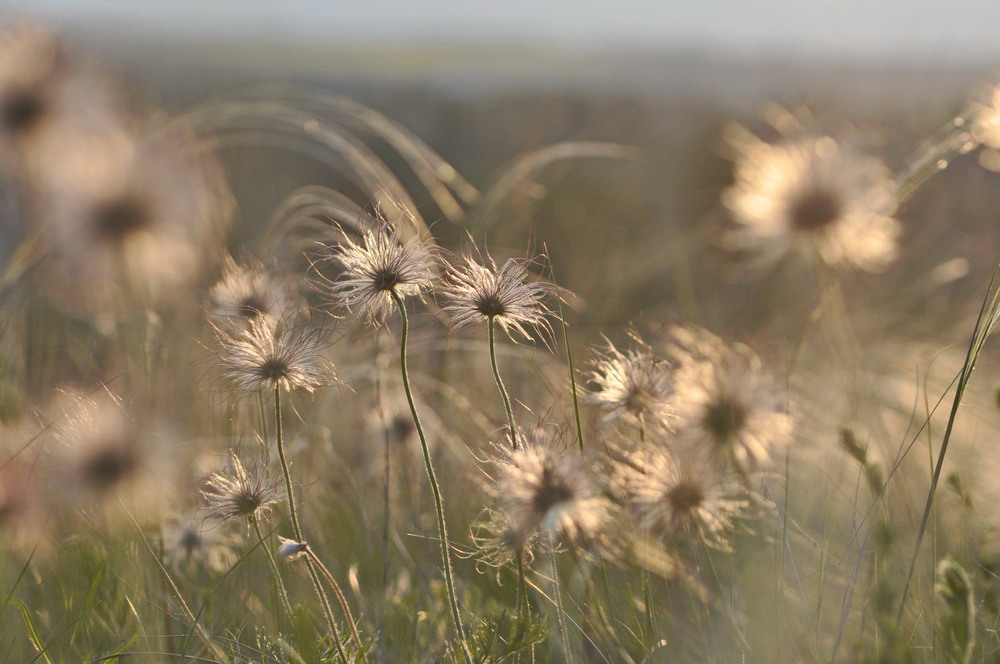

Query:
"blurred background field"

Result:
[[11, 2, 1000, 346]]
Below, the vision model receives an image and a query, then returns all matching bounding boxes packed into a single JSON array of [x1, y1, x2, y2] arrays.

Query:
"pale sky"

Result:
[[4, 0, 1000, 64]]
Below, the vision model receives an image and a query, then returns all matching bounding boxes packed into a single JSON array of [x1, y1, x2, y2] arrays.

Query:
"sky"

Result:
[[5, 0, 1000, 65]]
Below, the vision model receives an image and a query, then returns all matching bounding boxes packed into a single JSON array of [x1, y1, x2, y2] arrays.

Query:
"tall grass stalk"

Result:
[[272, 383, 348, 663], [547, 546, 574, 664], [543, 247, 584, 452], [897, 263, 1000, 622], [389, 289, 474, 664]]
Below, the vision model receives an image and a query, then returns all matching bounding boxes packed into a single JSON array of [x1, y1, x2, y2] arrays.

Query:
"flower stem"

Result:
[[251, 513, 295, 622], [489, 316, 519, 450], [390, 290, 473, 664], [272, 384, 348, 664], [308, 548, 363, 650]]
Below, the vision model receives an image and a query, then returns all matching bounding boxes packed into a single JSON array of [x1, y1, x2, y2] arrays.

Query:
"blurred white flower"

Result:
[[724, 131, 899, 271], [669, 327, 793, 472]]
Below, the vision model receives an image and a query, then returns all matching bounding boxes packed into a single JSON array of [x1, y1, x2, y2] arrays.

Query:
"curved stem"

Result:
[[272, 384, 347, 663], [390, 290, 473, 664], [308, 549, 363, 649], [489, 316, 519, 450]]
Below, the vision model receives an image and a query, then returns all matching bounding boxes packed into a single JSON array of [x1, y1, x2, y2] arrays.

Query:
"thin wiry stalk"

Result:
[[307, 548, 363, 650], [273, 384, 348, 664], [544, 246, 584, 451], [897, 262, 1000, 621], [515, 550, 535, 664], [389, 290, 474, 664], [489, 316, 519, 450], [251, 513, 295, 622], [892, 111, 976, 206], [547, 546, 574, 664]]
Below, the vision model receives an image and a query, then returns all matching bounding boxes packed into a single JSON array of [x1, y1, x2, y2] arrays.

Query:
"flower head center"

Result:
[[533, 468, 573, 515], [372, 269, 401, 293], [257, 357, 290, 382], [789, 189, 842, 232], [239, 295, 266, 318], [667, 481, 704, 514], [1, 87, 45, 135], [703, 396, 748, 444], [478, 294, 507, 318], [81, 445, 136, 492], [234, 492, 263, 516], [92, 196, 152, 242]]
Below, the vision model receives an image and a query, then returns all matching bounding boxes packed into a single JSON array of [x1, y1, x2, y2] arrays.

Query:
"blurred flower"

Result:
[[440, 251, 558, 343], [277, 535, 308, 562], [162, 518, 238, 573], [490, 430, 608, 550], [37, 120, 233, 310], [669, 327, 793, 472], [215, 315, 335, 400], [585, 335, 674, 429], [47, 389, 176, 523], [724, 131, 899, 271], [322, 221, 435, 324], [0, 20, 124, 164], [201, 452, 281, 523], [610, 444, 746, 548], [210, 254, 305, 329]]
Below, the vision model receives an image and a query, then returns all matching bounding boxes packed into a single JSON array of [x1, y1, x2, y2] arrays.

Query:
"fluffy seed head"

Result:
[[215, 316, 335, 400], [491, 432, 608, 549], [669, 327, 793, 472], [441, 252, 558, 343], [611, 444, 747, 548], [209, 254, 305, 329], [586, 336, 674, 428], [38, 123, 233, 309], [724, 129, 899, 271], [201, 453, 281, 523], [323, 222, 435, 324]]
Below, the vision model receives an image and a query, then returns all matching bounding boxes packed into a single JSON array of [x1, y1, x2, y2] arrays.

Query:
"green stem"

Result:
[[390, 290, 473, 664], [272, 384, 347, 664], [252, 514, 295, 622], [308, 548, 363, 649], [489, 316, 519, 450]]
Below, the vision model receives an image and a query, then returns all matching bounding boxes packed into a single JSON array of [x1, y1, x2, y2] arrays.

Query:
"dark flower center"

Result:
[[703, 396, 748, 444], [1, 88, 46, 135], [234, 492, 262, 516], [92, 196, 152, 242], [533, 469, 573, 515], [477, 294, 507, 318], [667, 482, 704, 514], [81, 445, 136, 492], [178, 528, 202, 554], [625, 386, 653, 414], [372, 270, 401, 292], [788, 189, 842, 232], [239, 295, 266, 318], [389, 414, 415, 442], [257, 357, 290, 382]]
